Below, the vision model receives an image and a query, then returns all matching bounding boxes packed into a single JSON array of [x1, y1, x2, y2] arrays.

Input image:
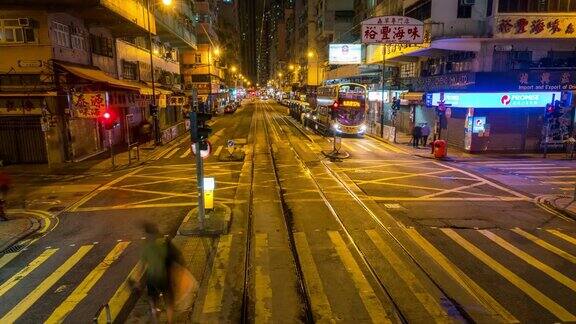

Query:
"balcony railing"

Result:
[[154, 6, 197, 49]]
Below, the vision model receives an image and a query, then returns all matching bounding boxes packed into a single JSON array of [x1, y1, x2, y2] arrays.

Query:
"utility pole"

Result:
[[380, 44, 386, 139], [543, 93, 555, 158]]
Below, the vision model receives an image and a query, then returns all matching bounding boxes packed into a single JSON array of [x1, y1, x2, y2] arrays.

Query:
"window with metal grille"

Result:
[[122, 61, 138, 80], [0, 19, 35, 43], [52, 21, 70, 47]]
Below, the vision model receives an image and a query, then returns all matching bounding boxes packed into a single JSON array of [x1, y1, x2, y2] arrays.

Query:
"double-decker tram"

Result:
[[314, 83, 367, 136]]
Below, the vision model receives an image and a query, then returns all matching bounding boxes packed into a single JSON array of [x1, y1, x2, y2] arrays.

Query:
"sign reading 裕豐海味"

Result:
[[361, 16, 424, 44], [495, 16, 576, 38]]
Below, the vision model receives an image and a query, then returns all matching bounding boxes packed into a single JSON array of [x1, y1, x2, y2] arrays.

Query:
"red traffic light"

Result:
[[332, 102, 339, 108], [545, 104, 554, 114], [102, 111, 111, 119]]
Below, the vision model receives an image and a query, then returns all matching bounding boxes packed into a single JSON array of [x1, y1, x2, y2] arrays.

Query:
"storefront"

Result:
[[425, 91, 572, 153]]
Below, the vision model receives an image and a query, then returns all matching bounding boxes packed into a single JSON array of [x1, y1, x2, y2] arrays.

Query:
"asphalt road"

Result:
[[1, 100, 575, 323]]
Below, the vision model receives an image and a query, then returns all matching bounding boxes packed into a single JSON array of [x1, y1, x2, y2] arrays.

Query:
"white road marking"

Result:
[[163, 148, 180, 159]]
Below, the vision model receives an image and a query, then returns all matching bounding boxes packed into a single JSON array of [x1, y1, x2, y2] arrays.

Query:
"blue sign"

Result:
[[430, 92, 561, 108]]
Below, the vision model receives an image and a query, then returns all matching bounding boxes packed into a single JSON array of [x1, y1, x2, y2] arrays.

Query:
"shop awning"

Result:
[[57, 63, 141, 91], [0, 91, 57, 97], [138, 86, 172, 96], [401, 92, 425, 102]]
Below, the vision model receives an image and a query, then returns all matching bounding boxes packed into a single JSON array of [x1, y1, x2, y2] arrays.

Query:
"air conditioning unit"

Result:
[[460, 0, 475, 5], [18, 18, 30, 26]]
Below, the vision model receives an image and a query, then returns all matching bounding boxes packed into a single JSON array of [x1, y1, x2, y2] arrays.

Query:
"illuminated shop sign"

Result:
[[329, 44, 362, 64], [341, 100, 361, 107], [429, 92, 561, 108]]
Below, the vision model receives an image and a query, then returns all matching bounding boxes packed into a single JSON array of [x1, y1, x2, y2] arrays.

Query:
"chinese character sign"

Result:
[[362, 16, 424, 44], [496, 16, 576, 38], [72, 92, 107, 118]]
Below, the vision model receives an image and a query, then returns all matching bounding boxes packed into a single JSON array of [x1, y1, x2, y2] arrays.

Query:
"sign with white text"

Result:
[[429, 92, 560, 108], [361, 16, 424, 44], [329, 44, 362, 64]]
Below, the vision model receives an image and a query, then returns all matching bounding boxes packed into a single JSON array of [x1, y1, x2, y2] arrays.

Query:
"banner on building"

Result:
[[0, 97, 46, 115], [72, 92, 107, 118], [329, 44, 362, 64], [361, 16, 424, 44], [495, 15, 576, 39]]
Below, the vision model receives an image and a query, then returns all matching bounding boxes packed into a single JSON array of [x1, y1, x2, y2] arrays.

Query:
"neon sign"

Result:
[[430, 92, 561, 108], [342, 100, 361, 107]]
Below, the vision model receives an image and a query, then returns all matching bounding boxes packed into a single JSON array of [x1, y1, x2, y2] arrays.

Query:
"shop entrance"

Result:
[[0, 116, 47, 164]]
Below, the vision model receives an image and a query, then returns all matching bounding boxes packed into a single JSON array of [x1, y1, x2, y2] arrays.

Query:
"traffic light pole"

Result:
[[189, 111, 206, 229], [543, 93, 556, 159]]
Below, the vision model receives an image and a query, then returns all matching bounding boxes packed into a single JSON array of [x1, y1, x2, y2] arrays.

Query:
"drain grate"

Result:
[[1, 242, 26, 254]]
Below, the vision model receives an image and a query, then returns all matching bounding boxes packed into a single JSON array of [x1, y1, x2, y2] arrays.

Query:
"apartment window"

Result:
[[90, 34, 114, 57], [457, 4, 472, 18], [486, 0, 494, 16], [122, 61, 138, 80], [71, 35, 86, 51], [1, 19, 36, 43], [405, 0, 431, 21], [194, 54, 202, 64], [53, 21, 70, 47]]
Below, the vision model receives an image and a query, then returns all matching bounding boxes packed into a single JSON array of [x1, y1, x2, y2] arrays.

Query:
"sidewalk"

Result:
[[0, 212, 40, 252], [369, 129, 571, 161]]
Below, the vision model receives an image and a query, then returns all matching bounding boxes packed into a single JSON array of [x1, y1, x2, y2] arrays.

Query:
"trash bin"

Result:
[[433, 140, 447, 159]]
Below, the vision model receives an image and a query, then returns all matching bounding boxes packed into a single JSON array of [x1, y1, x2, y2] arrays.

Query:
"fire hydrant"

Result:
[[432, 140, 447, 159]]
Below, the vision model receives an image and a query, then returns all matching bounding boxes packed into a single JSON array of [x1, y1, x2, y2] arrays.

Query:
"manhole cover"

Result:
[[2, 242, 26, 254]]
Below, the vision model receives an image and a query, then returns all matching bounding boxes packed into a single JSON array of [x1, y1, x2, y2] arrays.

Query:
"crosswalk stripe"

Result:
[[442, 229, 576, 322], [542, 181, 576, 184], [547, 229, 576, 246], [1, 245, 93, 323], [479, 230, 576, 292], [356, 143, 371, 151], [404, 228, 518, 323], [327, 231, 392, 323], [202, 234, 233, 314], [213, 145, 223, 157], [0, 248, 58, 298], [164, 148, 180, 159], [529, 175, 576, 179], [97, 261, 144, 323], [512, 228, 576, 264], [293, 232, 335, 322], [363, 142, 383, 152], [153, 147, 172, 160], [179, 148, 191, 158], [501, 167, 572, 170], [341, 142, 357, 153], [46, 242, 130, 323], [254, 233, 272, 323], [365, 229, 450, 321], [559, 187, 575, 191], [484, 164, 556, 167], [513, 170, 576, 174]]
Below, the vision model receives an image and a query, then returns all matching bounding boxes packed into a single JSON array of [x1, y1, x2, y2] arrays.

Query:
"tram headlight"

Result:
[[332, 123, 341, 132], [359, 124, 367, 133]]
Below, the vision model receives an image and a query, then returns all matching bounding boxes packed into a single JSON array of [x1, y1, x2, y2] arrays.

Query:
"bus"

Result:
[[312, 83, 367, 136]]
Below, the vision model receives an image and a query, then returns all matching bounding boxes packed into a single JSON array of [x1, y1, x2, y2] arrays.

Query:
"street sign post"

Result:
[[226, 139, 235, 155], [361, 16, 424, 139], [191, 141, 211, 159]]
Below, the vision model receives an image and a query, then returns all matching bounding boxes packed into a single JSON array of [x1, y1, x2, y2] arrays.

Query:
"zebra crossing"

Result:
[[151, 145, 226, 160], [467, 160, 576, 192], [195, 226, 576, 323], [0, 241, 138, 323]]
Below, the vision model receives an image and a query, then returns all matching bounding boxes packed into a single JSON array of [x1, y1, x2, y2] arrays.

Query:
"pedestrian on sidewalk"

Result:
[[565, 134, 575, 159], [0, 171, 11, 221], [420, 123, 431, 147], [412, 124, 422, 148]]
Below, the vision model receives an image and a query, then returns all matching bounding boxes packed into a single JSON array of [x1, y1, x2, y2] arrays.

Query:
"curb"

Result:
[[537, 195, 576, 221], [0, 215, 41, 253]]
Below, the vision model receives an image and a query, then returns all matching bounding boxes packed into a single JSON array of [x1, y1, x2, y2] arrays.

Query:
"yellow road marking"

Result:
[[512, 228, 576, 264], [98, 261, 145, 323], [356, 143, 371, 151], [341, 142, 357, 153], [371, 169, 454, 182], [434, 162, 529, 199], [0, 210, 55, 270], [109, 186, 195, 198], [2, 245, 92, 323], [46, 242, 130, 323], [536, 203, 574, 223], [327, 231, 391, 323], [368, 197, 528, 202], [214, 145, 223, 157], [164, 148, 180, 159], [119, 177, 190, 188], [0, 248, 58, 297], [479, 230, 576, 292], [442, 229, 576, 322], [365, 229, 450, 322], [293, 232, 335, 323], [255, 233, 273, 322], [547, 229, 576, 246], [180, 147, 191, 158], [202, 234, 233, 314], [404, 228, 517, 323], [419, 182, 487, 199]]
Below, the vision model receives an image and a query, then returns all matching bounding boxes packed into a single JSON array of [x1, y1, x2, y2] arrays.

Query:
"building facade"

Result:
[[0, 0, 196, 165]]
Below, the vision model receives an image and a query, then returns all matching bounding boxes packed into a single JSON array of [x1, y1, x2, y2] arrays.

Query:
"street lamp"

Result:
[[146, 0, 172, 146], [231, 65, 237, 73], [307, 49, 320, 86], [288, 64, 294, 71]]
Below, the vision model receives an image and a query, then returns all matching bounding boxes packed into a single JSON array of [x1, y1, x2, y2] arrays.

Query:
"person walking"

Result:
[[412, 124, 422, 148], [141, 223, 186, 323], [420, 123, 431, 147]]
